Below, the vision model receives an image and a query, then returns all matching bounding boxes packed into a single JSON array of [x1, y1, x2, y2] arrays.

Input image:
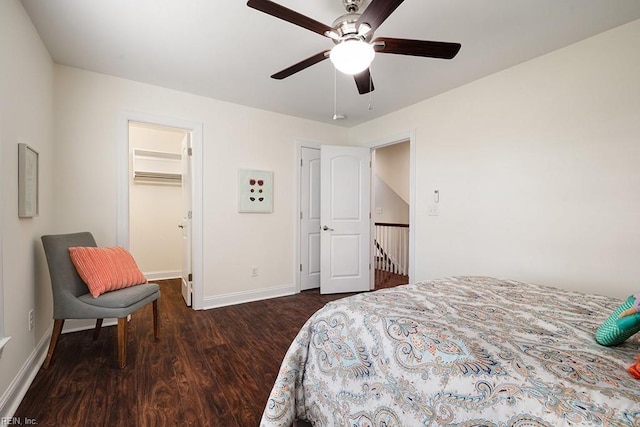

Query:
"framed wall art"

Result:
[[18, 143, 39, 218], [238, 169, 273, 213]]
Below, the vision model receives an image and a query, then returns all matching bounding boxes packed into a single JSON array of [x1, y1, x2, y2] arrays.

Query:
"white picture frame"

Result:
[[238, 169, 273, 213], [18, 143, 39, 218]]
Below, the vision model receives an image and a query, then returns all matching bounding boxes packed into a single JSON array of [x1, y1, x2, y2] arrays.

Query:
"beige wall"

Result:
[[53, 66, 349, 306], [373, 142, 410, 224], [351, 19, 640, 299], [128, 123, 184, 278], [0, 0, 55, 414], [375, 142, 410, 204]]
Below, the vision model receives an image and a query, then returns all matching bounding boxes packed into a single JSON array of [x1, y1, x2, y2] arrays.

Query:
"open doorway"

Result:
[[129, 122, 185, 279], [372, 140, 410, 290], [128, 122, 190, 304], [117, 113, 204, 310]]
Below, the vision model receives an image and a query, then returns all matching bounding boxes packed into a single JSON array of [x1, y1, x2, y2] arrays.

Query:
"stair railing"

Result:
[[374, 222, 409, 275]]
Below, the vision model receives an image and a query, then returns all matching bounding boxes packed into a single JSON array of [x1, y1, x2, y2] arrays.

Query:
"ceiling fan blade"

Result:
[[354, 68, 375, 95], [356, 0, 404, 33], [271, 50, 330, 80], [247, 0, 334, 37], [373, 37, 461, 59]]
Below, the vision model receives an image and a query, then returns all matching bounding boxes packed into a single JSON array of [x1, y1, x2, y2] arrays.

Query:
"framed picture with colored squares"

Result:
[[238, 169, 273, 213]]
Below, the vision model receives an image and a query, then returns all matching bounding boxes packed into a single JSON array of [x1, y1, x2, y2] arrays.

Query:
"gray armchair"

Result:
[[41, 232, 160, 368]]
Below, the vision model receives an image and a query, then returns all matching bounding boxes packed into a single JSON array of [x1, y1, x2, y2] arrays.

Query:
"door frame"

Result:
[[117, 111, 204, 309], [294, 130, 416, 293], [298, 144, 321, 291], [295, 139, 322, 293], [368, 131, 416, 284]]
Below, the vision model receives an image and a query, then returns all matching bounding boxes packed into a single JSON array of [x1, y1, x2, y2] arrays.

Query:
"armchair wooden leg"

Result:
[[153, 299, 159, 340], [93, 319, 103, 340], [43, 319, 65, 369], [117, 317, 128, 369]]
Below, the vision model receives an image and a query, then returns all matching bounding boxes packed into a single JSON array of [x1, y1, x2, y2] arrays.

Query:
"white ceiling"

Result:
[[20, 0, 640, 127]]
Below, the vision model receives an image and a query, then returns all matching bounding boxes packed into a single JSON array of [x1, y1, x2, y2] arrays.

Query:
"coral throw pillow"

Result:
[[69, 246, 147, 298]]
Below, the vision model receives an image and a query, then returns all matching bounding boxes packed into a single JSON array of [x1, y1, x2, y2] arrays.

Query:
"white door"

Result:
[[180, 133, 193, 306], [300, 147, 321, 290], [320, 145, 371, 294]]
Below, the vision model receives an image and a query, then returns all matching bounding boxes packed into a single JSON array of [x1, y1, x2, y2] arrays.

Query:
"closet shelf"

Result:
[[133, 149, 182, 183]]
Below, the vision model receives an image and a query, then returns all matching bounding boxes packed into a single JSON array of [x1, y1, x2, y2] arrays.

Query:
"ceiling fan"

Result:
[[246, 0, 461, 95]]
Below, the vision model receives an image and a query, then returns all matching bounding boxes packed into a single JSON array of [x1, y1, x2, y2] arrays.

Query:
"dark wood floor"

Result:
[[375, 269, 409, 289], [15, 271, 408, 426]]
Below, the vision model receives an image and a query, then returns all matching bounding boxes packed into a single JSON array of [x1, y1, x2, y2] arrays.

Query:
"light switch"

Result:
[[428, 204, 439, 216], [375, 207, 383, 214]]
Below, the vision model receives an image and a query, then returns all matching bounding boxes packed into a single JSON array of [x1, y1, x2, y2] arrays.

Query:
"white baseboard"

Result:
[[144, 271, 181, 281], [202, 284, 296, 310], [0, 326, 50, 419]]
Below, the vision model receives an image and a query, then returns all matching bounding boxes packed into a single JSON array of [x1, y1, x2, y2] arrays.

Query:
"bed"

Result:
[[260, 276, 640, 426]]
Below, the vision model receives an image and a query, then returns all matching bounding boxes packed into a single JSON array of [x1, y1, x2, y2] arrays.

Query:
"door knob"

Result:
[[178, 224, 184, 229], [322, 225, 334, 231]]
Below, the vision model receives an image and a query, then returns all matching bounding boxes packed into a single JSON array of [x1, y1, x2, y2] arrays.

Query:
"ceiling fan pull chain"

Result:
[[368, 64, 374, 110], [333, 67, 338, 118], [332, 67, 346, 120]]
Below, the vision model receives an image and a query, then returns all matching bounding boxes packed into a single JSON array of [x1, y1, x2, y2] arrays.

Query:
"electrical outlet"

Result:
[[250, 266, 258, 277], [28, 310, 34, 331]]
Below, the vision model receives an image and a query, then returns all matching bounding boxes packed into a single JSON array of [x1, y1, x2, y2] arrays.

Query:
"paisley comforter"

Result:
[[260, 276, 640, 426]]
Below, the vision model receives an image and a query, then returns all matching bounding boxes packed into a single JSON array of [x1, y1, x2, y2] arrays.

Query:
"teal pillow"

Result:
[[595, 295, 640, 346]]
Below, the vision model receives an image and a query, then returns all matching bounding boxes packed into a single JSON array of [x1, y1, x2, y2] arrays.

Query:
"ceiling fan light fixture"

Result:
[[357, 23, 372, 37], [329, 39, 374, 75], [325, 30, 341, 40]]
